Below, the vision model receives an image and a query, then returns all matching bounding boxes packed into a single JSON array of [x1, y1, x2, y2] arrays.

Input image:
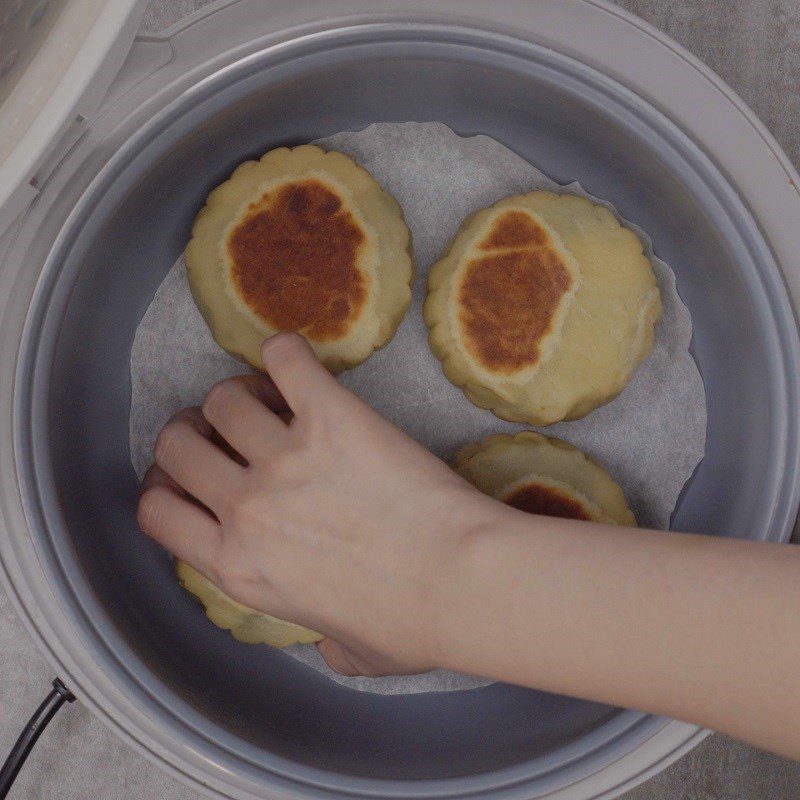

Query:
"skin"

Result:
[[138, 332, 800, 760]]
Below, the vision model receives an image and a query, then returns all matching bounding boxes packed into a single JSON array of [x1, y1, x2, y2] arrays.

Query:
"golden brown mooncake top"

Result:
[[455, 209, 577, 376], [477, 209, 548, 250], [226, 178, 370, 342], [502, 480, 592, 521]]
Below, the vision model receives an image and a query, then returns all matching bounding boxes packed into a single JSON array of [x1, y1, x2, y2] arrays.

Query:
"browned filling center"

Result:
[[457, 210, 573, 374], [478, 210, 548, 249], [227, 179, 368, 341], [503, 482, 591, 521]]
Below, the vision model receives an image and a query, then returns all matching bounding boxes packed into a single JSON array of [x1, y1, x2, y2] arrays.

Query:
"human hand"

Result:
[[138, 332, 491, 677], [136, 334, 800, 761]]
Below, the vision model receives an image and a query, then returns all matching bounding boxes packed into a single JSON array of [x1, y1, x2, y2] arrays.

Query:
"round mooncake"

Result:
[[425, 191, 661, 425], [186, 145, 413, 373], [176, 560, 322, 648], [455, 431, 636, 526]]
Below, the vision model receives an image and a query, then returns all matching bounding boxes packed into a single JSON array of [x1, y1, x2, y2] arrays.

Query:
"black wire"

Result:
[[0, 678, 75, 799]]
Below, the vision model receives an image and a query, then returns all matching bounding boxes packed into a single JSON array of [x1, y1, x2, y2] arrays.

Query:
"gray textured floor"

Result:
[[2, 1, 800, 798]]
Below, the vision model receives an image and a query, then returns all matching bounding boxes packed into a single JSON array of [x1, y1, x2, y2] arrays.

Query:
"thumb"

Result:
[[317, 638, 393, 678], [317, 638, 366, 676], [317, 638, 418, 678]]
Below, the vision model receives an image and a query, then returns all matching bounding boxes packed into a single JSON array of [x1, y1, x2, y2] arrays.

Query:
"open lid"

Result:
[[0, 0, 148, 235]]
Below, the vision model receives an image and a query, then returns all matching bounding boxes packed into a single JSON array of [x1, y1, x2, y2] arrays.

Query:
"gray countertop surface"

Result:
[[2, 0, 800, 797]]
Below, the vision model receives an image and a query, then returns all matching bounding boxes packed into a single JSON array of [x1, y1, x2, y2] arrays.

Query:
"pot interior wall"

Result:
[[28, 34, 796, 787]]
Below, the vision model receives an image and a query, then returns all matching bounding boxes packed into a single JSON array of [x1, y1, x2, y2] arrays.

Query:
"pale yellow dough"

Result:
[[186, 145, 413, 373], [454, 431, 636, 526], [424, 191, 662, 425], [176, 561, 322, 648]]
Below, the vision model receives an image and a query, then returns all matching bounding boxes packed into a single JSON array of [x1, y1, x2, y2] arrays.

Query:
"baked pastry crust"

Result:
[[186, 145, 413, 373], [454, 431, 636, 526], [425, 191, 661, 424], [176, 561, 322, 647]]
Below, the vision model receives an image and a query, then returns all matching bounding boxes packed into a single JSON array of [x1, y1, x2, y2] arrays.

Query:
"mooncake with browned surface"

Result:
[[455, 431, 636, 526], [186, 145, 413, 373], [424, 191, 661, 425]]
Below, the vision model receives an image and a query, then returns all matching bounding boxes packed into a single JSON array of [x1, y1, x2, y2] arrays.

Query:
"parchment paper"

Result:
[[129, 122, 706, 694]]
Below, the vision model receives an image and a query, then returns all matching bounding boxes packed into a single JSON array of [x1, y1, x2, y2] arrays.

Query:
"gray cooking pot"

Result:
[[1, 2, 799, 799]]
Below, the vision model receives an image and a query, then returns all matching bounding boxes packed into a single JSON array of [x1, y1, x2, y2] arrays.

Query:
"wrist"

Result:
[[424, 489, 519, 672]]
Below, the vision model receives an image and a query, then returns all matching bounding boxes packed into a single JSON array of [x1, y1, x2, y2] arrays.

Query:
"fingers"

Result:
[[154, 407, 243, 512], [141, 463, 183, 494], [241, 372, 290, 414], [202, 375, 289, 461], [142, 462, 216, 513], [260, 333, 344, 415], [138, 483, 221, 572]]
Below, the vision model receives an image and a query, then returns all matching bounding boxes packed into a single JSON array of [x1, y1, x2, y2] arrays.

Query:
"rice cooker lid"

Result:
[[0, 0, 147, 236]]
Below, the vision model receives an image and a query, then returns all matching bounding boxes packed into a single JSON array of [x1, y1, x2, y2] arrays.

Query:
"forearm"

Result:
[[438, 501, 800, 759]]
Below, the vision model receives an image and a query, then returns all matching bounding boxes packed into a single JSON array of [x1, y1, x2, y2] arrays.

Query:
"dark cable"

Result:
[[0, 678, 75, 799]]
